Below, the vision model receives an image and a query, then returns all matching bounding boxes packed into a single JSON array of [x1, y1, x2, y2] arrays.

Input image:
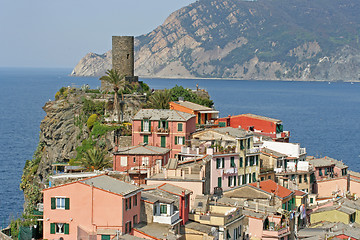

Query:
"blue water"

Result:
[[0, 68, 360, 228]]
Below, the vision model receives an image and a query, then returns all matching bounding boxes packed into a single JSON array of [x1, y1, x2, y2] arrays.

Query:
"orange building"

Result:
[[43, 174, 142, 240], [219, 113, 290, 142], [169, 100, 219, 128]]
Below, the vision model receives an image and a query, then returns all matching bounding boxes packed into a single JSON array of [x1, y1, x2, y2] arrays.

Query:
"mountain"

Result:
[[71, 0, 360, 81]]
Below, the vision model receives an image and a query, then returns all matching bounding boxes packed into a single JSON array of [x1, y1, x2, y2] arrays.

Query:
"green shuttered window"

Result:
[[50, 223, 55, 234], [51, 198, 56, 209]]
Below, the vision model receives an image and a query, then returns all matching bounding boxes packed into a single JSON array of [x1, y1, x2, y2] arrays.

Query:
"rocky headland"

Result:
[[71, 0, 360, 81]]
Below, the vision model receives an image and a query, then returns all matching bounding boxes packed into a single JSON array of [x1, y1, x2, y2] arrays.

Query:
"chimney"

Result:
[[255, 201, 259, 213], [256, 180, 260, 188]]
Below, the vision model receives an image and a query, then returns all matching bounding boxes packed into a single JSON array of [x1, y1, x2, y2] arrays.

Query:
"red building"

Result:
[[113, 145, 171, 185], [219, 113, 290, 142]]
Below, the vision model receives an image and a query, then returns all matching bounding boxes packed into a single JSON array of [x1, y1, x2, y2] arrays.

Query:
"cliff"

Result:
[[71, 0, 360, 81]]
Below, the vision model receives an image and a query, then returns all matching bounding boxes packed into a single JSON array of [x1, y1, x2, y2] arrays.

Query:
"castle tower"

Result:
[[112, 36, 134, 77], [101, 36, 138, 91]]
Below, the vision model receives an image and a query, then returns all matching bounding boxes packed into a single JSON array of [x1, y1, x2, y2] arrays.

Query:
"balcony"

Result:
[[246, 148, 260, 155], [153, 211, 179, 225], [156, 128, 169, 135], [189, 207, 242, 226], [263, 226, 290, 238], [138, 126, 152, 135]]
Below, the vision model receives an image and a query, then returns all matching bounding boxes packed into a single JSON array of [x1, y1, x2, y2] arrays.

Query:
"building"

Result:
[[218, 114, 290, 142], [113, 145, 171, 184], [131, 109, 196, 158], [189, 195, 245, 240], [223, 180, 295, 211], [307, 156, 349, 198], [43, 174, 142, 240], [192, 127, 261, 188], [169, 100, 219, 128], [141, 183, 192, 226]]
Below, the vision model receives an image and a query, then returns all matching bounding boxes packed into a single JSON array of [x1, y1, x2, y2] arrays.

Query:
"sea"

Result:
[[0, 67, 360, 228]]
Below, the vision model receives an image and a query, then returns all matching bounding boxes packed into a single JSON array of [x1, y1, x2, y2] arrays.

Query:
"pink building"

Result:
[[132, 109, 196, 158], [43, 174, 142, 240], [308, 157, 349, 197], [210, 152, 241, 193], [113, 145, 171, 185]]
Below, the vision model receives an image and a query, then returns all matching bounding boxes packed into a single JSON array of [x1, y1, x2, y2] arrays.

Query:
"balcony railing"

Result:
[[156, 128, 169, 135], [153, 211, 180, 225], [138, 126, 152, 134], [263, 226, 290, 238], [246, 148, 260, 155]]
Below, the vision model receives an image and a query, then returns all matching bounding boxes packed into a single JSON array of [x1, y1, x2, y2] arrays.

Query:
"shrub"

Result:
[[87, 114, 98, 130]]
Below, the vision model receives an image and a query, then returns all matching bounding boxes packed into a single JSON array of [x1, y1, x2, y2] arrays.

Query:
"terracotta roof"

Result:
[[249, 180, 293, 199], [294, 190, 307, 197], [170, 101, 213, 111]]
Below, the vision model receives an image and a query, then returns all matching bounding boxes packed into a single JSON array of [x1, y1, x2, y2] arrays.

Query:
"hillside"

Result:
[[71, 0, 360, 81]]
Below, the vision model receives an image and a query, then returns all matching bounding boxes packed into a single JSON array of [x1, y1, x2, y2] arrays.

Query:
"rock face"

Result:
[[71, 0, 360, 81], [71, 51, 112, 77]]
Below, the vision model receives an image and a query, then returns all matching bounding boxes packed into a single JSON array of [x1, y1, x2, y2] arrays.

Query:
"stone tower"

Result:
[[101, 36, 138, 91]]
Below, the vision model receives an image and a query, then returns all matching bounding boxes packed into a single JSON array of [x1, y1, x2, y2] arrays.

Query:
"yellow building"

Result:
[[310, 205, 356, 224]]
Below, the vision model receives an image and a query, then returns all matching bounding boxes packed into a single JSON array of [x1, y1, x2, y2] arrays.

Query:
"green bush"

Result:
[[87, 114, 98, 129]]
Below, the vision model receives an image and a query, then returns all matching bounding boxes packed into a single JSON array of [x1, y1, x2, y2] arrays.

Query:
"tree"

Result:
[[99, 69, 126, 122], [79, 147, 111, 171], [146, 89, 171, 109]]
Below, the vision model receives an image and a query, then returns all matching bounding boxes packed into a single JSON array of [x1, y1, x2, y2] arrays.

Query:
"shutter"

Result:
[[65, 198, 70, 210], [166, 121, 168, 129], [149, 120, 151, 131], [64, 223, 69, 234], [222, 158, 225, 168], [175, 136, 178, 145], [182, 137, 185, 144], [141, 120, 143, 132], [50, 223, 55, 234], [144, 135, 148, 144], [51, 198, 56, 209], [158, 121, 160, 128]]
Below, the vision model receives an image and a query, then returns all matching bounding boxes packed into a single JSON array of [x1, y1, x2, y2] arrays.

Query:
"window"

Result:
[[175, 136, 185, 145], [142, 119, 150, 132], [51, 197, 69, 210], [159, 120, 168, 129], [178, 123, 183, 132], [133, 215, 138, 225], [342, 168, 348, 176], [143, 135, 148, 144], [248, 174, 252, 183], [240, 140, 244, 150], [310, 198, 314, 203], [125, 198, 132, 211], [120, 157, 127, 166], [216, 158, 224, 169], [238, 176, 242, 185], [239, 157, 243, 167], [50, 223, 69, 234], [261, 177, 265, 181], [299, 175, 302, 183], [325, 168, 328, 175], [252, 172, 256, 182], [218, 177, 222, 188], [142, 157, 149, 166], [125, 221, 132, 234], [160, 204, 167, 214], [256, 155, 259, 166], [247, 138, 251, 149], [133, 157, 136, 163], [161, 136, 166, 148], [304, 174, 308, 182], [101, 235, 111, 240], [228, 176, 232, 187], [230, 157, 235, 167], [134, 195, 137, 206], [319, 168, 322, 176], [268, 176, 271, 180]]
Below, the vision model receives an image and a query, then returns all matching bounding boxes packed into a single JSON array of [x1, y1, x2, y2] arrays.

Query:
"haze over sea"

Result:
[[1, 67, 360, 228]]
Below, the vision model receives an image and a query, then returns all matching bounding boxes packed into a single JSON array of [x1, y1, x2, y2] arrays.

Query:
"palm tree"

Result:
[[146, 89, 171, 109], [100, 69, 126, 122], [80, 147, 111, 171]]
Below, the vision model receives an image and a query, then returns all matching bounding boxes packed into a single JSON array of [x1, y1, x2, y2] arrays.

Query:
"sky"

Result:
[[0, 0, 196, 68]]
